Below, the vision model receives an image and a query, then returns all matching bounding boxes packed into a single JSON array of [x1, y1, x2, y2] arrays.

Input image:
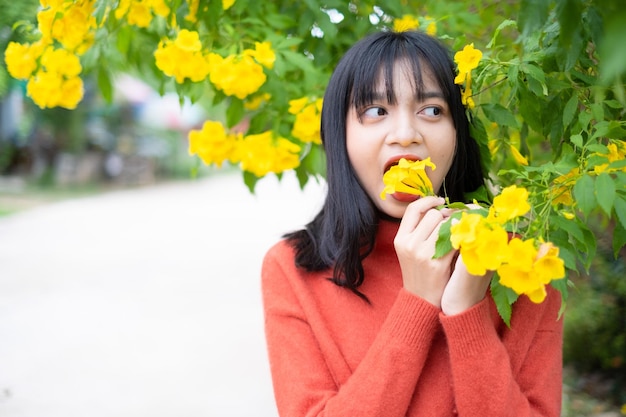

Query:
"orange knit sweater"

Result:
[[262, 219, 563, 417]]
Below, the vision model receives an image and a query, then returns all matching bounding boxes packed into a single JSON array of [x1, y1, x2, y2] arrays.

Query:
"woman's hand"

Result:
[[440, 254, 492, 316], [394, 196, 456, 307]]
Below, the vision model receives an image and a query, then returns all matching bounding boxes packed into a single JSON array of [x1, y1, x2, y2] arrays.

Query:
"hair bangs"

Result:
[[349, 36, 440, 110]]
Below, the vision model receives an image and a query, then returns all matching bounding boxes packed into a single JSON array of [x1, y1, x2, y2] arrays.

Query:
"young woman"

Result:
[[262, 30, 563, 416]]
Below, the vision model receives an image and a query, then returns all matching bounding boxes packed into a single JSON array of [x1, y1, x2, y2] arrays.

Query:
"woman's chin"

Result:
[[377, 194, 421, 219]]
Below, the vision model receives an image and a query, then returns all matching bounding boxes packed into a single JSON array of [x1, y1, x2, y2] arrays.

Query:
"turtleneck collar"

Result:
[[372, 216, 401, 255]]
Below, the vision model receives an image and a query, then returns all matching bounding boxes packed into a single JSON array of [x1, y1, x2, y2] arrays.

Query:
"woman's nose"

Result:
[[386, 113, 422, 146]]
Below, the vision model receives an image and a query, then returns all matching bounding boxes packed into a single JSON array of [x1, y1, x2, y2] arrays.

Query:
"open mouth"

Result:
[[384, 157, 419, 173]]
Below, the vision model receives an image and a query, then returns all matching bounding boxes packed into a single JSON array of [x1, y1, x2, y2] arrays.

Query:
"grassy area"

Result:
[[0, 181, 111, 217], [562, 366, 624, 416], [0, 176, 185, 217]]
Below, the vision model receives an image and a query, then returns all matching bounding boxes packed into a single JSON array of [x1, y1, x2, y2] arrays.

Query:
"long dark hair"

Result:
[[285, 30, 485, 297]]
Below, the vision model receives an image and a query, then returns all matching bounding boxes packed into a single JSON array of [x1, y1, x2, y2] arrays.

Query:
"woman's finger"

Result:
[[397, 196, 445, 234]]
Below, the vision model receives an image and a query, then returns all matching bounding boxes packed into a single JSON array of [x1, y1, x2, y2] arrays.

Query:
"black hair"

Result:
[[285, 30, 485, 298]]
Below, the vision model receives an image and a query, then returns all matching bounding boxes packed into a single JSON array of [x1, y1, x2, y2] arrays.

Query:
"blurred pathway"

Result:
[[0, 172, 326, 417]]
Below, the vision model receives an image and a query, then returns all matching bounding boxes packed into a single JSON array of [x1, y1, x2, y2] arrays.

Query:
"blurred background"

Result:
[[0, 1, 625, 416]]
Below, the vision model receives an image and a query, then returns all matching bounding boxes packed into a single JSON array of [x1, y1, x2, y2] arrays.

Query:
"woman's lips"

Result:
[[391, 192, 421, 203], [383, 155, 421, 172]]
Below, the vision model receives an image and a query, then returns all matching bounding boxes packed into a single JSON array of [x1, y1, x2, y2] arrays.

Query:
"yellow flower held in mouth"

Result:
[[380, 158, 435, 200]]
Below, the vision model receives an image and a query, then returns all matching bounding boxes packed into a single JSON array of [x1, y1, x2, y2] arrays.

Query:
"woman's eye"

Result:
[[422, 106, 441, 117], [363, 106, 387, 117]]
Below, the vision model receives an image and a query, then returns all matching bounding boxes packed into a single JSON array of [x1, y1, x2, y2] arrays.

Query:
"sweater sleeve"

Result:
[[262, 243, 441, 417], [440, 286, 563, 417]]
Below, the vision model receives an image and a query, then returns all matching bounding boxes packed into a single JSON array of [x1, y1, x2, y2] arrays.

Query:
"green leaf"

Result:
[[550, 278, 569, 303], [550, 215, 586, 246], [242, 170, 259, 193], [595, 173, 616, 216], [580, 225, 597, 271], [490, 276, 519, 327], [573, 174, 596, 216], [434, 216, 454, 259], [226, 99, 244, 128], [481, 103, 518, 128], [97, 69, 113, 103], [486, 19, 517, 48], [299, 143, 326, 179], [550, 230, 579, 271], [614, 196, 626, 229], [613, 219, 626, 258], [562, 94, 578, 128], [464, 184, 492, 205], [521, 63, 548, 96], [556, 0, 584, 48], [519, 0, 550, 36], [280, 50, 315, 73], [569, 134, 583, 148], [93, 0, 109, 26]]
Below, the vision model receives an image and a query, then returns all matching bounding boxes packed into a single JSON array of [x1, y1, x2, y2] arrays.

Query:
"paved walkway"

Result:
[[0, 172, 326, 417]]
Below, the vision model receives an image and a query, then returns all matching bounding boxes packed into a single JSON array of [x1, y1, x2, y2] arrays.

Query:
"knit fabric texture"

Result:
[[262, 219, 563, 416]]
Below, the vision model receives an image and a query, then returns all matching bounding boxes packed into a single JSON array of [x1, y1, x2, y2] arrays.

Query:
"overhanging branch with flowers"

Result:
[[3, 0, 625, 324]]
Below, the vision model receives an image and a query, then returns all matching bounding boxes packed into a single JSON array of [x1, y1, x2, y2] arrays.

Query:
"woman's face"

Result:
[[346, 62, 457, 219]]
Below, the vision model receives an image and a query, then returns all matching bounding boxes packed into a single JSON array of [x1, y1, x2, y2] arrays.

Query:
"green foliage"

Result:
[[2, 0, 625, 328], [563, 238, 626, 404]]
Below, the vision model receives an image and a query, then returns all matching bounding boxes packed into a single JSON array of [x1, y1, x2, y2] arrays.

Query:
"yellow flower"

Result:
[[459, 224, 511, 276], [149, 0, 170, 17], [27, 71, 62, 108], [534, 242, 565, 284], [244, 41, 276, 69], [510, 145, 528, 166], [497, 238, 564, 303], [460, 85, 475, 109], [488, 185, 531, 223], [114, 0, 130, 17], [273, 138, 302, 173], [454, 44, 481, 108], [525, 286, 548, 304], [291, 99, 322, 144], [48, 2, 96, 52], [223, 0, 236, 10], [209, 54, 266, 99], [237, 131, 300, 177], [175, 29, 202, 52], [497, 238, 543, 298], [57, 76, 84, 110], [155, 38, 210, 83], [185, 0, 199, 22], [4, 42, 40, 80], [288, 97, 309, 114], [450, 213, 511, 275], [380, 158, 435, 200], [425, 16, 437, 36], [551, 168, 579, 206], [450, 212, 484, 249], [127, 2, 153, 27], [188, 120, 238, 167], [393, 15, 420, 32], [593, 142, 626, 174], [454, 43, 483, 83], [40, 47, 82, 77]]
